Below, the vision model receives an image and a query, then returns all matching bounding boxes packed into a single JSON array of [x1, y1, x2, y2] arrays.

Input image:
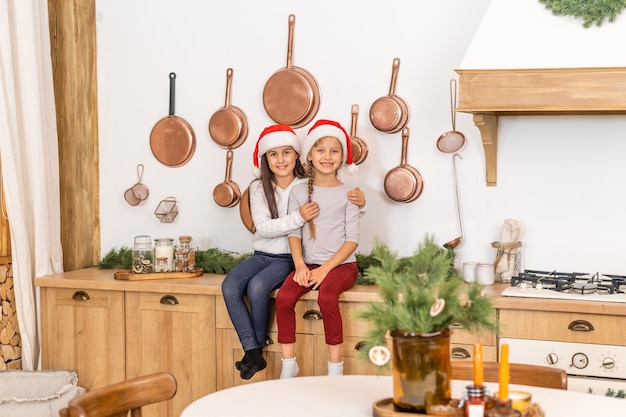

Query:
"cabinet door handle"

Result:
[[72, 291, 90, 301], [160, 295, 179, 305], [451, 347, 471, 359], [303, 310, 323, 320], [354, 341, 366, 351], [568, 319, 594, 332]]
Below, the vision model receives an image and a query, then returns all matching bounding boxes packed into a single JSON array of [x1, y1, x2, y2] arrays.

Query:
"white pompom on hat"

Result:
[[252, 124, 301, 178], [301, 119, 358, 174]]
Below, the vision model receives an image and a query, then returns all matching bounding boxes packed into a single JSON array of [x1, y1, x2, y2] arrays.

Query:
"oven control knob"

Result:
[[601, 357, 616, 369], [572, 352, 589, 369], [546, 352, 559, 365]]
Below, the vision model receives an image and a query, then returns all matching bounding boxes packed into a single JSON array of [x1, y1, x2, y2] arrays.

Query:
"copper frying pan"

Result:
[[263, 14, 320, 129], [384, 127, 424, 203], [239, 187, 255, 233], [209, 68, 249, 149], [213, 149, 241, 208], [150, 73, 196, 167], [350, 104, 369, 165], [369, 58, 410, 134]]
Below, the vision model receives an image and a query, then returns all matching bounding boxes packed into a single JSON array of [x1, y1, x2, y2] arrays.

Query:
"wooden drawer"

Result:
[[450, 325, 496, 346], [451, 343, 497, 362], [500, 309, 626, 345]]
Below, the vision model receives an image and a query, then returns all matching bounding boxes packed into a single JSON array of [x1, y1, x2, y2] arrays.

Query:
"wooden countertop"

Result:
[[34, 268, 626, 316]]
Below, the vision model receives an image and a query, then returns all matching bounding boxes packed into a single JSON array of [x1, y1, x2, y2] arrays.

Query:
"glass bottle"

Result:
[[155, 256, 169, 273], [154, 238, 174, 272], [132, 235, 154, 274], [465, 385, 486, 417], [179, 235, 195, 272]]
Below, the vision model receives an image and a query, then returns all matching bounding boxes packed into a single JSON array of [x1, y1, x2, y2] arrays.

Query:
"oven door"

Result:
[[567, 375, 626, 397]]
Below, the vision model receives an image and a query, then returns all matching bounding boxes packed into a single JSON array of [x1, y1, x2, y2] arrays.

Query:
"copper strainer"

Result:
[[124, 164, 149, 206], [436, 79, 466, 154]]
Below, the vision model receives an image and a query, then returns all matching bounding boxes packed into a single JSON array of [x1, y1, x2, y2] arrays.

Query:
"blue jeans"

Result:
[[221, 251, 294, 352]]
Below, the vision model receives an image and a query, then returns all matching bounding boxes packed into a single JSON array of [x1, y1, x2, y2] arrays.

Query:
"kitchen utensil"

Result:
[[124, 164, 149, 206], [262, 14, 320, 129], [154, 196, 178, 223], [444, 153, 464, 249], [437, 79, 466, 153], [349, 104, 369, 165], [213, 149, 241, 208], [369, 58, 409, 134], [208, 68, 249, 149], [239, 186, 255, 233], [150, 73, 196, 167], [383, 127, 423, 203]]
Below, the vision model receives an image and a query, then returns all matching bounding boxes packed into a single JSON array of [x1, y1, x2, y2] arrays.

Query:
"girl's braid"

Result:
[[307, 163, 316, 240]]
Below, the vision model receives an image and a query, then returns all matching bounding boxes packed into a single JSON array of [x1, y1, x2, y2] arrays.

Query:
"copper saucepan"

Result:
[[436, 79, 466, 153], [213, 149, 241, 208], [209, 68, 249, 149], [349, 104, 369, 165], [263, 14, 320, 129], [384, 127, 424, 203], [150, 73, 196, 167], [369, 58, 410, 134]]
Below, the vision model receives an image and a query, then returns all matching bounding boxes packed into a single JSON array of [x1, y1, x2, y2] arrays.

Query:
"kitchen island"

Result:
[[35, 268, 626, 417]]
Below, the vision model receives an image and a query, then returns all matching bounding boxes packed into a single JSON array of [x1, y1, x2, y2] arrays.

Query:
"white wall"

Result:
[[96, 0, 626, 274]]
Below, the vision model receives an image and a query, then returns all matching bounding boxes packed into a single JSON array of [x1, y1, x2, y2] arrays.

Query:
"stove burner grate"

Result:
[[512, 269, 626, 295]]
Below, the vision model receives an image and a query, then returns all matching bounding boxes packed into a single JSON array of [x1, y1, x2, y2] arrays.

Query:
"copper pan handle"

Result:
[[400, 126, 410, 166], [286, 14, 296, 68], [224, 68, 233, 107], [350, 104, 359, 138], [388, 58, 401, 96]]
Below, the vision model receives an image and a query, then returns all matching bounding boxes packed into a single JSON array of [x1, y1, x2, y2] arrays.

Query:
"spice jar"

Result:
[[175, 251, 188, 272], [132, 235, 154, 274], [155, 256, 169, 273], [154, 238, 174, 272], [178, 235, 195, 272], [464, 385, 486, 417]]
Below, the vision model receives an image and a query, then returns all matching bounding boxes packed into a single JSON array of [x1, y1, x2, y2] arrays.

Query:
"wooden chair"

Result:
[[59, 372, 177, 417], [451, 361, 568, 390]]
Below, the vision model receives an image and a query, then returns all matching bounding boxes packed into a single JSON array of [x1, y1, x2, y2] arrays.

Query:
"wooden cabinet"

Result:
[[450, 326, 497, 362], [40, 287, 125, 389], [215, 294, 390, 390], [125, 291, 216, 416], [37, 269, 224, 417]]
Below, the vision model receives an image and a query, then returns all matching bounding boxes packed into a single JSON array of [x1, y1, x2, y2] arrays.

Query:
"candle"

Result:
[[473, 342, 484, 386], [499, 343, 510, 400]]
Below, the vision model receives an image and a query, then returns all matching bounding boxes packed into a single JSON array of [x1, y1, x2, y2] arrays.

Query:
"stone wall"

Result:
[[0, 257, 21, 370]]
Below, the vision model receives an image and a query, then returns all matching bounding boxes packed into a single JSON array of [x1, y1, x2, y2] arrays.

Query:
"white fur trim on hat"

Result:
[[301, 119, 357, 173], [252, 124, 301, 178]]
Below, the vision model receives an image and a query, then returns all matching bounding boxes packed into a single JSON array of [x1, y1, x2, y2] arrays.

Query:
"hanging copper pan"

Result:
[[384, 127, 424, 203], [369, 58, 410, 134], [213, 149, 241, 208], [239, 186, 255, 233], [150, 73, 196, 167], [209, 68, 249, 149], [349, 104, 369, 165], [262, 14, 320, 129]]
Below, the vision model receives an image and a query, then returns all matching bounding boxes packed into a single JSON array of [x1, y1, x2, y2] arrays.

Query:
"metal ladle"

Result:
[[444, 153, 463, 249]]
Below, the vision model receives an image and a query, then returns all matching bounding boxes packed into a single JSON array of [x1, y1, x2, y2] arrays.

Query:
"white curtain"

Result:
[[0, 0, 64, 370]]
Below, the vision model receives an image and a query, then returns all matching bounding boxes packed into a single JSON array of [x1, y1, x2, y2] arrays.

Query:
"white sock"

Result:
[[280, 357, 299, 379], [327, 361, 344, 376]]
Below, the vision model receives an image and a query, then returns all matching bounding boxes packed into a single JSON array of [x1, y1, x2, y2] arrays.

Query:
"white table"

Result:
[[181, 375, 625, 417]]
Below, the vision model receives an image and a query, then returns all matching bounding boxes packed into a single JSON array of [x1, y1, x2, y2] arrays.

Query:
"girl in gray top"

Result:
[[276, 119, 361, 378]]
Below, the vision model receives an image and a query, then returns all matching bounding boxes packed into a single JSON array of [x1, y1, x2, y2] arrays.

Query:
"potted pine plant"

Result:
[[357, 235, 497, 413]]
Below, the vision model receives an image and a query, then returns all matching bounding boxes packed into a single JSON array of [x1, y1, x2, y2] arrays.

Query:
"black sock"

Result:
[[235, 352, 247, 371], [239, 348, 266, 380]]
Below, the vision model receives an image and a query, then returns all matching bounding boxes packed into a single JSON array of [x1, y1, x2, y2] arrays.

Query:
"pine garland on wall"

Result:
[[539, 0, 626, 27]]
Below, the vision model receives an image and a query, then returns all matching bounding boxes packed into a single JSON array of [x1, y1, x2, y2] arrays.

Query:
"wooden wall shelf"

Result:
[[455, 67, 626, 186]]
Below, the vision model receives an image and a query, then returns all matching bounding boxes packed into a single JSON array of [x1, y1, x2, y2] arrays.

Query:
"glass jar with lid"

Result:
[[132, 235, 154, 274], [178, 235, 195, 272], [154, 238, 174, 272]]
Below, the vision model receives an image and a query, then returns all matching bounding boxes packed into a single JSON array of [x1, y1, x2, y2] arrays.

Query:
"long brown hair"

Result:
[[258, 152, 306, 219]]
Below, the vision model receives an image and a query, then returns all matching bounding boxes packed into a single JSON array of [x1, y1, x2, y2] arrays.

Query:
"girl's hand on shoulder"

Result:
[[299, 201, 320, 222], [347, 187, 366, 208]]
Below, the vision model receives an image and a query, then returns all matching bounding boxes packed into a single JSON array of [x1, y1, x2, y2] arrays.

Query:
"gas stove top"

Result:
[[501, 269, 626, 303]]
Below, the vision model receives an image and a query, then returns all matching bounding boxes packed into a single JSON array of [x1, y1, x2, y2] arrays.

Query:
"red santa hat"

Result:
[[301, 119, 357, 173], [252, 124, 301, 178]]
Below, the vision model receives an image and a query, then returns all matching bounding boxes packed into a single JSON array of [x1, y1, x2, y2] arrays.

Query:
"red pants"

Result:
[[276, 262, 358, 345]]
